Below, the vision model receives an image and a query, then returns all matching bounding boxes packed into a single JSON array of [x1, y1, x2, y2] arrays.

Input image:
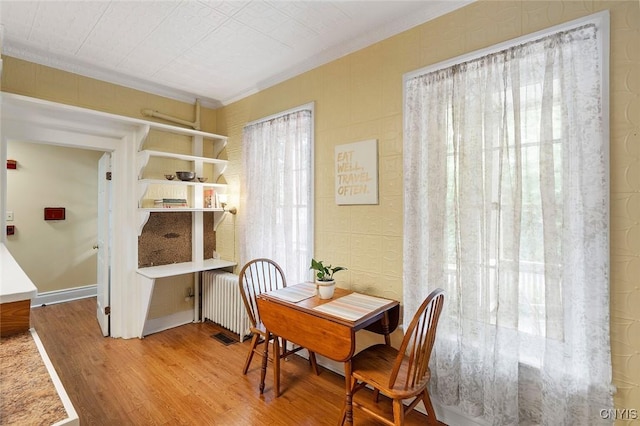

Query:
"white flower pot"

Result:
[[316, 279, 336, 299]]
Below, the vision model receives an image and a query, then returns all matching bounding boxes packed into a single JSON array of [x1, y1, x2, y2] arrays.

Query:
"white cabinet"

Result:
[[134, 124, 236, 337]]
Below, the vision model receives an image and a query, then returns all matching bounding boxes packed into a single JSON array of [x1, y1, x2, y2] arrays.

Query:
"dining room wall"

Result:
[[215, 0, 639, 418]]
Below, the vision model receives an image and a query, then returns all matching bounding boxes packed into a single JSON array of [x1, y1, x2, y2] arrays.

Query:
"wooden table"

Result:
[[257, 283, 400, 425]]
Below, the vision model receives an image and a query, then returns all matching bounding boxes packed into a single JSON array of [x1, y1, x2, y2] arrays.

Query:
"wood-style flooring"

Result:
[[30, 298, 434, 425]]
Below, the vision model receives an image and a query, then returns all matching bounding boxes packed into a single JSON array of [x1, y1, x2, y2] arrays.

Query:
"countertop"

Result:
[[0, 243, 37, 304]]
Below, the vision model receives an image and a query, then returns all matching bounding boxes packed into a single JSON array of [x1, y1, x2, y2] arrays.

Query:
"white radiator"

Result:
[[202, 271, 250, 342]]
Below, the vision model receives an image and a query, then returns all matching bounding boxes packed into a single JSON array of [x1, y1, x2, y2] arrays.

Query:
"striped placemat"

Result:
[[266, 282, 317, 303], [312, 292, 393, 321]]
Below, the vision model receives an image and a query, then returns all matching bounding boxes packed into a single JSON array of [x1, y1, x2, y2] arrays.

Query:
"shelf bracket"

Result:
[[213, 211, 227, 231], [135, 124, 151, 152], [137, 210, 151, 236], [137, 182, 150, 207], [136, 151, 151, 179], [213, 163, 227, 183], [212, 138, 228, 159]]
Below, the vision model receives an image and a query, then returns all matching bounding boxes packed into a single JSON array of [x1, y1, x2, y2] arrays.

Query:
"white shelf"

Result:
[[138, 149, 227, 165], [138, 178, 226, 188], [137, 259, 236, 279], [139, 208, 224, 213], [136, 150, 228, 183]]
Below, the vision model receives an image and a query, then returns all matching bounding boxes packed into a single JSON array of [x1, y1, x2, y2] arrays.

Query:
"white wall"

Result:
[[5, 141, 103, 293]]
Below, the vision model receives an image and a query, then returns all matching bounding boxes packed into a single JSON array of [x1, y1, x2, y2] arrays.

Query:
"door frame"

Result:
[[97, 152, 112, 336], [1, 93, 141, 338]]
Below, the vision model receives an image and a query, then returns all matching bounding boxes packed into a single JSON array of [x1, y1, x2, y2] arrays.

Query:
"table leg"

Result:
[[342, 360, 354, 425], [273, 336, 281, 397], [259, 332, 269, 394], [382, 311, 391, 346]]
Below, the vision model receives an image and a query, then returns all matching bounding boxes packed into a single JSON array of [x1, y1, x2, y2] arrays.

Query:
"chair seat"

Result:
[[352, 344, 431, 400]]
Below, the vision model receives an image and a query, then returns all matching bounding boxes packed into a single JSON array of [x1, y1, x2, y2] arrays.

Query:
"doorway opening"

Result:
[[5, 141, 111, 335]]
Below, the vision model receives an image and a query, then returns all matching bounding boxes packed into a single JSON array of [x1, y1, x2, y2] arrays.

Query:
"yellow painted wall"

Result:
[[1, 0, 637, 418], [5, 142, 103, 293], [216, 0, 640, 418], [0, 56, 218, 132]]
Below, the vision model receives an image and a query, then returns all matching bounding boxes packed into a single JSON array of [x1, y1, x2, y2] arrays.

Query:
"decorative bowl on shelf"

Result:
[[197, 177, 208, 182], [176, 171, 196, 181], [164, 174, 175, 180]]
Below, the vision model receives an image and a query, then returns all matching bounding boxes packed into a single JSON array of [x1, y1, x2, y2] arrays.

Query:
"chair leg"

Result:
[[259, 334, 270, 394], [392, 398, 405, 425], [242, 333, 260, 375], [421, 391, 438, 425], [338, 406, 347, 426], [372, 388, 380, 402], [309, 351, 320, 375]]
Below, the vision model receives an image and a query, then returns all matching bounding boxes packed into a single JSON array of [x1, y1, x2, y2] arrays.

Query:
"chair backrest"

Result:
[[389, 288, 445, 391], [238, 258, 287, 327]]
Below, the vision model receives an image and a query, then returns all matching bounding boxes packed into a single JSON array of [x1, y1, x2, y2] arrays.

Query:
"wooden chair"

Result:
[[340, 288, 445, 425], [238, 258, 320, 396]]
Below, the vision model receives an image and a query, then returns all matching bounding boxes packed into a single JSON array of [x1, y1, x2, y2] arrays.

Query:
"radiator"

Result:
[[202, 271, 250, 342]]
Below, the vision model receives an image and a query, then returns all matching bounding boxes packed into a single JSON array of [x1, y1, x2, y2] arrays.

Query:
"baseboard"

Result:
[[142, 310, 194, 336], [31, 285, 97, 308], [30, 329, 79, 425]]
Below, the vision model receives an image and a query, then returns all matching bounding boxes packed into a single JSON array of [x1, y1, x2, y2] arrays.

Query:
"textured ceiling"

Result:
[[0, 1, 471, 107]]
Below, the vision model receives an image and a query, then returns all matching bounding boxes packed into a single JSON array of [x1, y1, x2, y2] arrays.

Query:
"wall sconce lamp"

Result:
[[218, 194, 237, 215]]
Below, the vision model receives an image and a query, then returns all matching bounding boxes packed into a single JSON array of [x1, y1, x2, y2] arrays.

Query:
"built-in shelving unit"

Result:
[[135, 123, 236, 337]]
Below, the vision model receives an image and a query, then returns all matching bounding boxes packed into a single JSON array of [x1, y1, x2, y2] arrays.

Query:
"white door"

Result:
[[96, 153, 111, 336]]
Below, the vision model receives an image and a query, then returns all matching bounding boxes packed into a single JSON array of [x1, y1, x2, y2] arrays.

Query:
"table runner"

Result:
[[312, 292, 394, 321], [266, 282, 317, 303]]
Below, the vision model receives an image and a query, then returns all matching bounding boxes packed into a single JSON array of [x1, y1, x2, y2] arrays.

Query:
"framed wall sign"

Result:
[[335, 139, 378, 205]]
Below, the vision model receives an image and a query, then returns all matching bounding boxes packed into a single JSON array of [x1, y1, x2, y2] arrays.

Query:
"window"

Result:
[[240, 104, 314, 284], [403, 13, 611, 424]]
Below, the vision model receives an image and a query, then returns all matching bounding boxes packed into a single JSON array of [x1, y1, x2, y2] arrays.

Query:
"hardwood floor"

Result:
[[30, 298, 434, 425]]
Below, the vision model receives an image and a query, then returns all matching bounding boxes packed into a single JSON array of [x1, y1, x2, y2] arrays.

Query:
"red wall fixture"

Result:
[[6, 160, 17, 169], [6, 225, 15, 235], [44, 207, 66, 221]]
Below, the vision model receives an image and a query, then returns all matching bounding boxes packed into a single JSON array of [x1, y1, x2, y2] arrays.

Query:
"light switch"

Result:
[[6, 211, 13, 221]]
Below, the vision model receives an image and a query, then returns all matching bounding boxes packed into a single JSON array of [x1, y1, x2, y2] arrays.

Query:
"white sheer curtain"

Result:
[[241, 107, 313, 285], [403, 17, 613, 425]]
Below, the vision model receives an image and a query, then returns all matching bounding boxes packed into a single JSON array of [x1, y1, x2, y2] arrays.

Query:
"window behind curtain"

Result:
[[240, 104, 314, 285], [403, 13, 611, 425]]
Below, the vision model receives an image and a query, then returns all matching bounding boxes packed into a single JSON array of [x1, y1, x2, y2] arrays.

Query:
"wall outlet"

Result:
[[6, 211, 14, 221]]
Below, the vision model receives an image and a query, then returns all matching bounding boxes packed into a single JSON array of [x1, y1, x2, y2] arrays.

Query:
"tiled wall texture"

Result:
[[1, 0, 638, 420]]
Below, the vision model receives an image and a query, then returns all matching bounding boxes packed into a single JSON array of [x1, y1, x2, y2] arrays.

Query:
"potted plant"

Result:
[[310, 258, 347, 299]]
